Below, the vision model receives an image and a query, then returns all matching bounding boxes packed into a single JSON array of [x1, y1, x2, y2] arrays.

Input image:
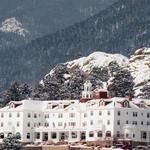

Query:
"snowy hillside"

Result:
[[0, 17, 29, 37], [36, 51, 129, 100], [128, 47, 150, 98], [35, 48, 150, 100]]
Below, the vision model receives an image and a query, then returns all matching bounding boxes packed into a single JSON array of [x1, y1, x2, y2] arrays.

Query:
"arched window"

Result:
[[27, 133, 30, 139], [7, 132, 12, 137], [9, 113, 12, 118], [27, 122, 30, 127], [34, 114, 37, 118], [16, 132, 21, 139], [28, 113, 31, 118], [17, 121, 19, 127], [97, 131, 103, 137], [89, 131, 94, 137], [106, 131, 111, 137], [0, 133, 4, 139], [140, 101, 146, 108], [17, 112, 20, 118], [1, 113, 4, 118], [1, 122, 3, 127], [123, 101, 130, 108]]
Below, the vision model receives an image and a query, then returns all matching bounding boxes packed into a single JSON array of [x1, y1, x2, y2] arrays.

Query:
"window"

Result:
[[99, 111, 102, 116], [17, 122, 19, 127], [107, 111, 110, 116], [1, 113, 4, 118], [90, 120, 93, 125], [117, 111, 121, 116], [117, 120, 120, 125], [28, 113, 31, 118], [34, 123, 36, 127], [147, 113, 150, 118], [82, 122, 87, 127], [58, 113, 63, 118], [97, 131, 103, 137], [133, 112, 138, 117], [132, 121, 137, 125], [90, 111, 94, 116], [36, 132, 40, 139], [34, 114, 37, 118], [0, 133, 4, 139], [1, 122, 3, 127], [51, 132, 57, 139], [9, 113, 12, 118], [27, 122, 30, 127], [71, 132, 77, 138], [116, 131, 120, 138], [45, 123, 49, 127], [126, 120, 128, 124], [123, 101, 130, 107], [27, 133, 30, 139], [133, 134, 135, 138], [147, 122, 150, 126], [126, 133, 129, 138], [17, 113, 20, 118], [107, 120, 110, 125], [141, 131, 147, 139], [84, 113, 87, 118], [69, 122, 76, 127], [89, 131, 94, 137], [141, 121, 143, 125], [106, 131, 111, 137], [45, 114, 49, 118], [140, 101, 146, 108], [69, 113, 75, 118]]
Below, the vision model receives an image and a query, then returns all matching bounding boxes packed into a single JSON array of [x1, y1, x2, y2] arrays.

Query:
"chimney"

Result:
[[128, 93, 132, 101]]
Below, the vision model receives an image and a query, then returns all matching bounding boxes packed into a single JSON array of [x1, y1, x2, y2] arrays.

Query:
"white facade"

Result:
[[0, 82, 150, 145]]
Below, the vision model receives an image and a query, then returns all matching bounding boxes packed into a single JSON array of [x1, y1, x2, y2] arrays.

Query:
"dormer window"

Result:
[[140, 101, 146, 108], [123, 100, 130, 108], [99, 100, 105, 106], [9, 103, 15, 108]]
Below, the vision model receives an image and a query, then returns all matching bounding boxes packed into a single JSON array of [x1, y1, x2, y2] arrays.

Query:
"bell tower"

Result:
[[82, 80, 93, 99]]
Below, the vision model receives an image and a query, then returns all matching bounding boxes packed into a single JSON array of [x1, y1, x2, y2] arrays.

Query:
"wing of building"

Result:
[[0, 81, 150, 147]]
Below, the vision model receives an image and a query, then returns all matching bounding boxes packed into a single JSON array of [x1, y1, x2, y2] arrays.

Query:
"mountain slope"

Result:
[[1, 0, 150, 91], [128, 47, 150, 98], [0, 0, 116, 39]]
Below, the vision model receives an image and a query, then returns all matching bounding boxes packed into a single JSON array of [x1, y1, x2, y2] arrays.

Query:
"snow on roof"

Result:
[[1, 96, 150, 112]]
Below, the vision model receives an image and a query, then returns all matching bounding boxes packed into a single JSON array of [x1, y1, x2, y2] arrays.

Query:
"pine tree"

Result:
[[3, 82, 32, 105], [107, 68, 134, 97], [1, 133, 22, 150]]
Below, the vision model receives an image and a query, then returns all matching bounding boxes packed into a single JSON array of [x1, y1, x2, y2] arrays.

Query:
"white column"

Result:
[[48, 132, 51, 141], [40, 131, 43, 142]]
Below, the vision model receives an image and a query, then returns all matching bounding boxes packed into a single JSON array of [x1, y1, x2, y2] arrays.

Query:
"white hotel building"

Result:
[[0, 81, 150, 146]]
